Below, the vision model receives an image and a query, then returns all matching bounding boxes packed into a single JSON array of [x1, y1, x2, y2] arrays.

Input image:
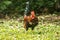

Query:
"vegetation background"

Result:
[[0, 0, 60, 40]]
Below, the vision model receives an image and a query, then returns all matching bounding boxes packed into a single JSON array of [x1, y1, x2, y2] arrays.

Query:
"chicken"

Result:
[[24, 10, 38, 31]]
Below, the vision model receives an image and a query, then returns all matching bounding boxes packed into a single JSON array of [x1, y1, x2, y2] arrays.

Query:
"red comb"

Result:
[[31, 11, 35, 15]]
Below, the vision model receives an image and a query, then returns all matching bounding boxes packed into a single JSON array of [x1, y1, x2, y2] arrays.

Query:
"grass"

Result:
[[0, 19, 60, 40]]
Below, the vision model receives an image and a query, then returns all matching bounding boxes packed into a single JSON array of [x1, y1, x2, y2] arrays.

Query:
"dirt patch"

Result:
[[38, 14, 60, 25]]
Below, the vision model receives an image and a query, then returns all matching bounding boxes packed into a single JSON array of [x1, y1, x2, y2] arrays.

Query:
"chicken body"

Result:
[[24, 11, 38, 31]]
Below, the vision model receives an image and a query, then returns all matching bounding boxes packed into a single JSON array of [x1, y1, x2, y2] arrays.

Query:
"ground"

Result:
[[0, 14, 60, 40]]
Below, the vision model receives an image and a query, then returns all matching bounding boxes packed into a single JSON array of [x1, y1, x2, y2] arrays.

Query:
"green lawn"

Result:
[[0, 19, 60, 40]]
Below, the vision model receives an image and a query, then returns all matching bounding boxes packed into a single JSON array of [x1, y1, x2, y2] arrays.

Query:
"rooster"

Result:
[[24, 10, 38, 31]]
